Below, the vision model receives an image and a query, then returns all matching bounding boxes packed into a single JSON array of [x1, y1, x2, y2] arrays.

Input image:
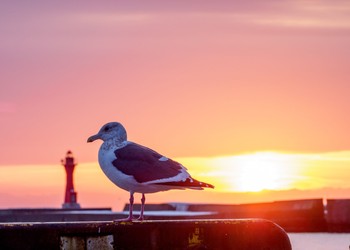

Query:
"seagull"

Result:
[[87, 122, 214, 221]]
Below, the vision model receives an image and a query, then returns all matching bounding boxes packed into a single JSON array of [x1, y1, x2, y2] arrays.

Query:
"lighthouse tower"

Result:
[[61, 150, 81, 209]]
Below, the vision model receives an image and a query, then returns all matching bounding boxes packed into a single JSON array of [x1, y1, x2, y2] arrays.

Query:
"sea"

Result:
[[288, 233, 350, 250]]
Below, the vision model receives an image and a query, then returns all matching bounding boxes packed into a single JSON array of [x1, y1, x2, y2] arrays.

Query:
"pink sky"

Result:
[[1, 1, 350, 165], [1, 1, 350, 209]]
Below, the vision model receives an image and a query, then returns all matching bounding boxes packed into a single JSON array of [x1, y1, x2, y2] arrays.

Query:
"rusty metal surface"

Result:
[[0, 219, 291, 250]]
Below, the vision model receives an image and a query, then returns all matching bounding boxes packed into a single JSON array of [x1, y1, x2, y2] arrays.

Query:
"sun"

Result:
[[213, 152, 297, 192]]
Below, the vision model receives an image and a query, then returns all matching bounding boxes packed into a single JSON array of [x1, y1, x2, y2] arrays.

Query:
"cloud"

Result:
[[250, 1, 350, 29], [65, 12, 155, 26], [2, 0, 350, 54], [252, 15, 350, 29], [63, 3, 350, 30]]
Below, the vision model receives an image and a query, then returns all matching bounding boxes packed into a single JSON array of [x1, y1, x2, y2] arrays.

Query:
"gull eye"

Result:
[[104, 126, 110, 132]]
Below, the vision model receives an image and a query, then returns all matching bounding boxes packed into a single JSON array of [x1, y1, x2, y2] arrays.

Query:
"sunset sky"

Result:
[[1, 1, 350, 210]]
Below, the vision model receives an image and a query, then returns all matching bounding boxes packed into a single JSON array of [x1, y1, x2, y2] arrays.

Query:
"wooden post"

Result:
[[0, 219, 291, 249]]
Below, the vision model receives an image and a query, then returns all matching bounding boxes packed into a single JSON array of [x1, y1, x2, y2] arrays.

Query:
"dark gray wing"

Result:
[[112, 142, 183, 183]]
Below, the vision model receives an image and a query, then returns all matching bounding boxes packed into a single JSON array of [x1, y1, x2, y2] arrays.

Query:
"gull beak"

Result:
[[87, 134, 100, 143]]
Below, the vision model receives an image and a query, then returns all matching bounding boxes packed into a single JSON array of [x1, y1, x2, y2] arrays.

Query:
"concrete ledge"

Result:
[[0, 219, 291, 250]]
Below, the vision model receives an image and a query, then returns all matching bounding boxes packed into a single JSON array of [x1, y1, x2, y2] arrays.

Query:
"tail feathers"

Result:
[[155, 177, 214, 189]]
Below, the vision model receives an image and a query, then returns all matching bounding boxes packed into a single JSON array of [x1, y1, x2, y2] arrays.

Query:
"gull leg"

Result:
[[114, 192, 134, 222], [127, 192, 134, 220], [137, 193, 146, 221]]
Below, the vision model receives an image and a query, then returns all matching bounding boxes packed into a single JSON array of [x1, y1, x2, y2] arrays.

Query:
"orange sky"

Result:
[[2, 151, 350, 210], [1, 1, 350, 209]]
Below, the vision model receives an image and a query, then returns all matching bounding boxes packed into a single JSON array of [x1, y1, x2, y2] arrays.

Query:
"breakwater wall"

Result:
[[125, 199, 350, 232], [1, 199, 350, 232]]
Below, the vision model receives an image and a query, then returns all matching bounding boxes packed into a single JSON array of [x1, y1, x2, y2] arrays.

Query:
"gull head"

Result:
[[87, 122, 127, 143]]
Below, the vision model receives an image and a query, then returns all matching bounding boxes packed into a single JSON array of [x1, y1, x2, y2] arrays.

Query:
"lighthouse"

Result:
[[61, 150, 81, 209]]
